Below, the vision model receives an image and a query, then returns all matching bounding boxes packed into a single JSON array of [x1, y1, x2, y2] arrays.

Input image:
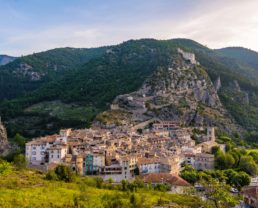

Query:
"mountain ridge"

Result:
[[0, 55, 16, 66], [0, 38, 258, 139]]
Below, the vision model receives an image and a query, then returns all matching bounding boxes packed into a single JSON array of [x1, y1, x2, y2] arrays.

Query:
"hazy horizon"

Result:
[[1, 0, 258, 56]]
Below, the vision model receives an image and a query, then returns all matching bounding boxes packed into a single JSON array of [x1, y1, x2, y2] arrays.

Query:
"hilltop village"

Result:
[[26, 119, 219, 183]]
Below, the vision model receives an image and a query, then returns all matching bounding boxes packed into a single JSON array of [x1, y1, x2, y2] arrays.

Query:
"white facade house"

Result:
[[138, 157, 180, 175], [25, 129, 71, 165], [25, 136, 56, 165], [93, 154, 105, 167], [48, 144, 68, 164]]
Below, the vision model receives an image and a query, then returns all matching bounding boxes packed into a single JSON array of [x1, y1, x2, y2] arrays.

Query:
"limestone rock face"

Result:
[[214, 76, 221, 91], [233, 80, 241, 92], [0, 120, 9, 156], [105, 52, 240, 133]]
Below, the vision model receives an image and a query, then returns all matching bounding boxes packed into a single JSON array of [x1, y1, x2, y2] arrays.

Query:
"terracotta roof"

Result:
[[243, 186, 258, 199], [141, 173, 191, 187], [27, 135, 57, 145], [138, 157, 160, 165]]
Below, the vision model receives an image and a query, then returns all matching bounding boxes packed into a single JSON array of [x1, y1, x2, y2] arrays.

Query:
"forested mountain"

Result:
[[0, 47, 106, 100], [1, 39, 258, 140], [0, 55, 16, 66], [216, 47, 258, 71]]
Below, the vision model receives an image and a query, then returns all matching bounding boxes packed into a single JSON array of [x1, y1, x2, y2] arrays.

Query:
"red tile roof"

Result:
[[141, 173, 191, 187], [243, 186, 258, 199]]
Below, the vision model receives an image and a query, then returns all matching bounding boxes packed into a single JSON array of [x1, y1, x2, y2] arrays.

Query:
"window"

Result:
[[57, 155, 60, 158], [32, 157, 36, 160], [32, 151, 36, 155], [40, 151, 45, 155], [32, 146, 36, 150]]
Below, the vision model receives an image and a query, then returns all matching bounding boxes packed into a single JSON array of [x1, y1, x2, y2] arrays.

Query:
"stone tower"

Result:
[[207, 127, 215, 142], [76, 155, 84, 176]]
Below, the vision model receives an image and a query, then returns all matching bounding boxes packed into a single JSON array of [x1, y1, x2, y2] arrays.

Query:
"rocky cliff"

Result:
[[0, 119, 9, 156], [97, 49, 241, 134]]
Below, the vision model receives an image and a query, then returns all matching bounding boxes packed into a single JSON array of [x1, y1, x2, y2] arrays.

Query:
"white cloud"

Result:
[[1, 0, 258, 56]]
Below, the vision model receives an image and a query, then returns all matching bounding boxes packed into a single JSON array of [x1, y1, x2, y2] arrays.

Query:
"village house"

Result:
[[138, 156, 180, 175], [184, 153, 214, 170], [141, 173, 191, 194]]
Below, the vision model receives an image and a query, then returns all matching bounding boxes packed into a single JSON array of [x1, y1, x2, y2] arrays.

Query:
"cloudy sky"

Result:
[[1, 0, 258, 56]]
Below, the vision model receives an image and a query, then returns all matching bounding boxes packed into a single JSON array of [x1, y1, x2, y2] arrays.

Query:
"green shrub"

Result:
[[45, 170, 59, 181], [13, 154, 27, 170], [0, 160, 12, 175]]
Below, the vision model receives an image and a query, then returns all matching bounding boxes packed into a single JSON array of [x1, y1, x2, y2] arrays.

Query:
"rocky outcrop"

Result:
[[13, 63, 45, 81], [104, 51, 240, 134], [214, 76, 221, 91], [0, 118, 9, 156], [233, 80, 241, 92], [244, 92, 249, 105]]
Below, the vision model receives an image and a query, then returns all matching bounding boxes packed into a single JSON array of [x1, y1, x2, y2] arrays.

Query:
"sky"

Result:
[[1, 0, 258, 56]]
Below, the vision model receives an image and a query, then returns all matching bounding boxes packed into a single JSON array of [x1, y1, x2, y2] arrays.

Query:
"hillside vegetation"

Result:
[[0, 161, 204, 208], [1, 39, 258, 139]]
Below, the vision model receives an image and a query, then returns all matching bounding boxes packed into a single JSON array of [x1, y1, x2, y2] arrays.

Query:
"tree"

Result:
[[224, 153, 235, 168], [13, 133, 26, 149], [249, 151, 258, 164], [215, 152, 235, 170], [239, 155, 258, 176], [232, 171, 251, 189], [223, 169, 250, 189], [180, 165, 199, 184], [211, 146, 220, 155], [181, 170, 198, 184], [13, 154, 27, 169], [54, 164, 75, 182], [202, 179, 239, 208]]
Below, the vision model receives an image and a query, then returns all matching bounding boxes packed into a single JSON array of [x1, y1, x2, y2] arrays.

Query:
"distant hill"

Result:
[[0, 55, 16, 66], [0, 47, 107, 100], [216, 47, 258, 71], [1, 39, 258, 140]]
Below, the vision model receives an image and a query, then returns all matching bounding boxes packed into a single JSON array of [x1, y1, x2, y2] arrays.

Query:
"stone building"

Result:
[[243, 186, 258, 208]]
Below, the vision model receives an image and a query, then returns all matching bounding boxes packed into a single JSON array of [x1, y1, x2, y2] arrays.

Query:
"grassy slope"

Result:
[[0, 169, 204, 208]]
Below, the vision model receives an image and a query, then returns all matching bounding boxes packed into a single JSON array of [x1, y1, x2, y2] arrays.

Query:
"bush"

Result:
[[0, 160, 12, 176], [46, 164, 75, 182], [13, 154, 27, 170], [45, 170, 59, 181], [54, 164, 75, 182], [95, 177, 104, 188]]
